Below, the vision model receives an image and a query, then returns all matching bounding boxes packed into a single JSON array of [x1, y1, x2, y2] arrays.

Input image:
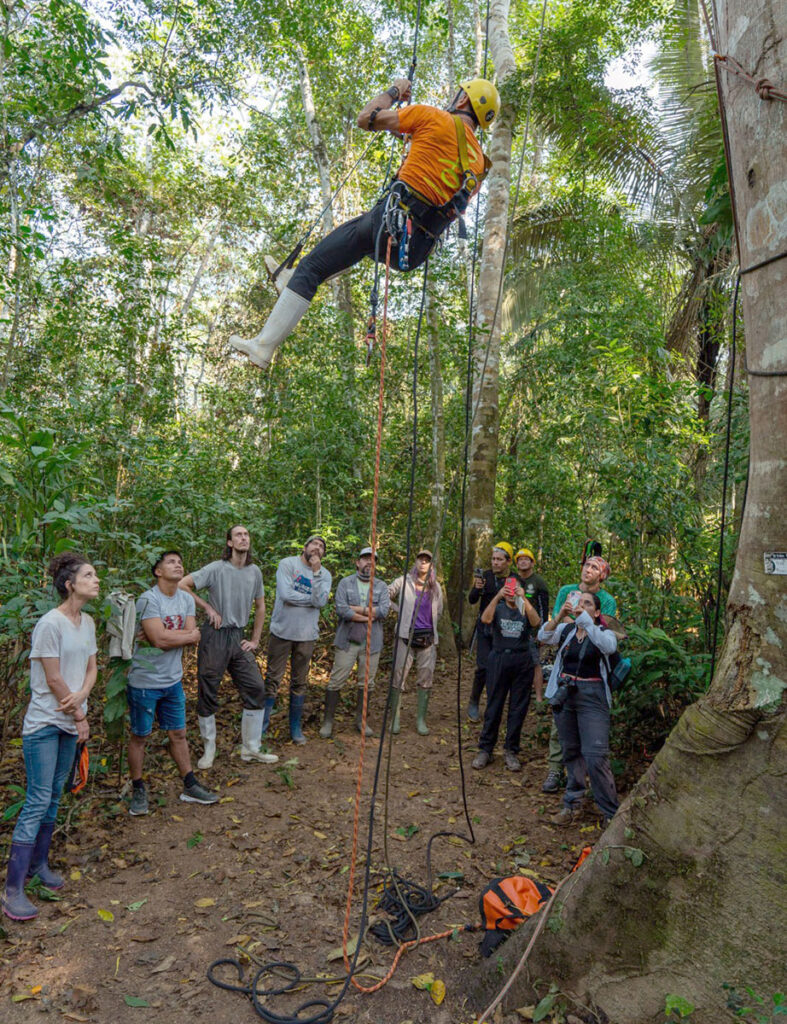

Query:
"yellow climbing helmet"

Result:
[[458, 78, 501, 127]]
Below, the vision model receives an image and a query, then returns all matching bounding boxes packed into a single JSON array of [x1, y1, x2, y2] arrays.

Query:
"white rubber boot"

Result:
[[197, 715, 216, 770], [264, 255, 295, 295], [240, 709, 279, 764], [229, 288, 310, 368]]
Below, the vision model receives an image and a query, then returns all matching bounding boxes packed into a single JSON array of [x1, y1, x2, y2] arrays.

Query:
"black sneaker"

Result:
[[180, 780, 219, 805], [541, 770, 564, 793], [129, 785, 149, 816]]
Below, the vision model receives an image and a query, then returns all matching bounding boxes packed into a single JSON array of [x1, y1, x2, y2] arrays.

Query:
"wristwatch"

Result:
[[387, 85, 400, 102]]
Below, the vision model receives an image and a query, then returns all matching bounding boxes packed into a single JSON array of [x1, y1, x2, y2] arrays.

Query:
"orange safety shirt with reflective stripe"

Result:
[[396, 104, 485, 208]]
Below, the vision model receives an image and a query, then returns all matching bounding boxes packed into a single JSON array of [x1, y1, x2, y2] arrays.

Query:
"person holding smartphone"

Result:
[[538, 591, 619, 826], [542, 555, 618, 793], [472, 577, 541, 772], [466, 542, 515, 722]]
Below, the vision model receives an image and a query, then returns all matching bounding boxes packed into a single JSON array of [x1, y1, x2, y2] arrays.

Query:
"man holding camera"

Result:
[[467, 542, 515, 722], [472, 576, 541, 772]]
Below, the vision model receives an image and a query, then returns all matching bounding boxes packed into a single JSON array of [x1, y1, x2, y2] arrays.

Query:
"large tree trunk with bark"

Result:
[[453, 0, 515, 640], [468, 2, 786, 1021]]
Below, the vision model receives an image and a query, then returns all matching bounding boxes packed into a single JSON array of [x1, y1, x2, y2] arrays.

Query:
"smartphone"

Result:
[[504, 577, 517, 598], [568, 590, 581, 609]]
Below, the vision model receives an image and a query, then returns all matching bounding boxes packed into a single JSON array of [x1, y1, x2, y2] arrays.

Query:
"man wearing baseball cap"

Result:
[[320, 547, 390, 739], [467, 542, 515, 722], [541, 549, 617, 793], [263, 536, 332, 745]]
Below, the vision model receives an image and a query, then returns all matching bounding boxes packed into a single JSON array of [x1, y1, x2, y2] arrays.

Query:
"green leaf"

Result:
[[123, 996, 150, 1007], [665, 993, 695, 1018], [533, 992, 556, 1021], [186, 831, 203, 849]]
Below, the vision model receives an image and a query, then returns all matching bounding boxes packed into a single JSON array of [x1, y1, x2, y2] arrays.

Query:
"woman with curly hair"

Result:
[[2, 553, 99, 921]]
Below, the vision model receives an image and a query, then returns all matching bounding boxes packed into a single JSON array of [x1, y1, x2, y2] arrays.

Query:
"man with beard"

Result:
[[264, 536, 333, 745], [179, 526, 278, 769], [319, 547, 390, 739]]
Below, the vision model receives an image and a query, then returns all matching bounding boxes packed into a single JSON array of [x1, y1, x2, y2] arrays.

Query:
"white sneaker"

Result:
[[240, 746, 279, 764], [264, 255, 295, 295]]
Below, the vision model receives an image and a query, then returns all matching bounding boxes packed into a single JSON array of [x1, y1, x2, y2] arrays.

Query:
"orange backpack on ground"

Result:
[[478, 875, 553, 956]]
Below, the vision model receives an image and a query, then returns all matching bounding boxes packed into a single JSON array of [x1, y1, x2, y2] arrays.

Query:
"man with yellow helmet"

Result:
[[230, 77, 501, 369]]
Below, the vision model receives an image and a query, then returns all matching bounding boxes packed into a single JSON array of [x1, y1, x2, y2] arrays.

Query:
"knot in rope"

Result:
[[755, 77, 774, 101]]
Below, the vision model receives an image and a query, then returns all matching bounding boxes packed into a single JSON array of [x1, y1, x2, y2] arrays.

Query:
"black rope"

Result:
[[708, 274, 739, 680]]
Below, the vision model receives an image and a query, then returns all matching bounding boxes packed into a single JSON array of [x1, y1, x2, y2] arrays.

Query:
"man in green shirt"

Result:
[[542, 556, 618, 793]]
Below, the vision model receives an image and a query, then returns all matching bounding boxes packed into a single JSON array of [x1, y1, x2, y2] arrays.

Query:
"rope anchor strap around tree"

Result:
[[714, 53, 787, 103]]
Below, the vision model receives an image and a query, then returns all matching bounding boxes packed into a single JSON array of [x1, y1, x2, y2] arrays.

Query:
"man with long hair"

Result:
[[179, 525, 278, 769]]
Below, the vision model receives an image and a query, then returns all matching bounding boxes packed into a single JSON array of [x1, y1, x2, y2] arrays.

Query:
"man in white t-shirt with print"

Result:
[[127, 551, 218, 816], [180, 525, 278, 769]]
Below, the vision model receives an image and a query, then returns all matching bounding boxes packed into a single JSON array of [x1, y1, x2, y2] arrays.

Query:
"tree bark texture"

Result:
[[468, 2, 786, 1020], [461, 0, 515, 641]]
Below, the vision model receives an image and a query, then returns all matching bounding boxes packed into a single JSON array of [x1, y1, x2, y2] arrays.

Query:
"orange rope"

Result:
[[340, 235, 392, 990]]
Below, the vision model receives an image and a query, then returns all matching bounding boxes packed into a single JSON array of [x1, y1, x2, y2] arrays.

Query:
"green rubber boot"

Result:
[[416, 688, 431, 736], [389, 689, 401, 735]]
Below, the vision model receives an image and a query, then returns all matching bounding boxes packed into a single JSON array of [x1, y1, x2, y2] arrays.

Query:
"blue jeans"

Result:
[[554, 682, 619, 819], [127, 681, 186, 736], [13, 726, 77, 845]]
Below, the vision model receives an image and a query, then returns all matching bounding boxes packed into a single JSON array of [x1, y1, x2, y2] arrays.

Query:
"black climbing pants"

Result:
[[288, 192, 439, 302], [478, 651, 534, 756], [196, 623, 265, 717]]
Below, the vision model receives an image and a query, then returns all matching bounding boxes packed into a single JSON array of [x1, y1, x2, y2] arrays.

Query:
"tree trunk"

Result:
[[459, 0, 515, 641], [468, 3, 786, 1021]]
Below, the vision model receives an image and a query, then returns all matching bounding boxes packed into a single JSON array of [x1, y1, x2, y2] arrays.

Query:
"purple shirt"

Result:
[[413, 587, 434, 630]]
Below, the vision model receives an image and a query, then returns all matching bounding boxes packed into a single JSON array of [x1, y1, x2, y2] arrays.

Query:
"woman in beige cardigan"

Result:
[[387, 549, 444, 736]]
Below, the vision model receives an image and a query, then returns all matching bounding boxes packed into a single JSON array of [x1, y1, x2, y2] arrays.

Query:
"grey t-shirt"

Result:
[[24, 608, 97, 736], [189, 560, 264, 629], [128, 587, 196, 690]]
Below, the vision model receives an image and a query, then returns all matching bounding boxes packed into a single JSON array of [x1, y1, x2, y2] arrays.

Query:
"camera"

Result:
[[473, 567, 484, 579], [549, 675, 577, 710]]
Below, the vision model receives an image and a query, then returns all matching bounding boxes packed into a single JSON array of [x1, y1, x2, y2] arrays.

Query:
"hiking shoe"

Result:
[[504, 751, 521, 772], [551, 805, 579, 826], [180, 781, 220, 805], [466, 701, 480, 723], [541, 770, 564, 793], [472, 750, 491, 770], [129, 785, 149, 816]]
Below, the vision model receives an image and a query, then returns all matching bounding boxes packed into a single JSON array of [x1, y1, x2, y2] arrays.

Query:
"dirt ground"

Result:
[[0, 651, 627, 1024]]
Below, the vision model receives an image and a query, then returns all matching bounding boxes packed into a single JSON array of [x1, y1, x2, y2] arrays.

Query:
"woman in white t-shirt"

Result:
[[2, 554, 99, 922]]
